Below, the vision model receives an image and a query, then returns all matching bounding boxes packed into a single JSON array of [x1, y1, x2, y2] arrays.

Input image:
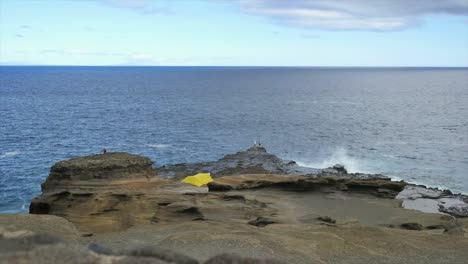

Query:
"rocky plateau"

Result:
[[2, 146, 468, 263]]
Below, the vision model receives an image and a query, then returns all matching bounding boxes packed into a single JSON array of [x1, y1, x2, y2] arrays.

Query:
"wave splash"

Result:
[[0, 151, 21, 158], [297, 148, 369, 173], [146, 144, 171, 149]]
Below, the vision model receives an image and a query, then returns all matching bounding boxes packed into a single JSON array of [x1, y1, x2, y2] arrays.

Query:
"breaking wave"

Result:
[[0, 150, 21, 158], [296, 148, 370, 173], [146, 143, 171, 149]]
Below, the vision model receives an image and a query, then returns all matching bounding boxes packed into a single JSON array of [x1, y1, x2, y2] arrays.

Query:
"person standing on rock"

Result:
[[103, 148, 107, 155]]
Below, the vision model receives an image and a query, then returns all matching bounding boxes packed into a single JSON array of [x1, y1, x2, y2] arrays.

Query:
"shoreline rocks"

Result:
[[156, 145, 319, 178], [29, 146, 468, 232], [28, 149, 410, 233], [397, 185, 468, 217], [4, 146, 468, 263]]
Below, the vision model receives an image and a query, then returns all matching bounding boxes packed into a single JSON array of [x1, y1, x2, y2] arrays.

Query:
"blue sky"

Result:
[[0, 0, 467, 66]]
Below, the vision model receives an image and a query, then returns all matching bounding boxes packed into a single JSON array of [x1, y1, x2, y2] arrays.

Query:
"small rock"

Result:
[[120, 245, 199, 264], [204, 253, 285, 264], [248, 217, 276, 227], [443, 220, 465, 236], [88, 243, 114, 255], [425, 225, 445, 230], [317, 216, 336, 224], [400, 223, 424, 230]]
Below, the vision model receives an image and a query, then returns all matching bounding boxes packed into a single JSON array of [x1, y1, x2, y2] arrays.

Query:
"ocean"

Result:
[[1, 66, 467, 213]]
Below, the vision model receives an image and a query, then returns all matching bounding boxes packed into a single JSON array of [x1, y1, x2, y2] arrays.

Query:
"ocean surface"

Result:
[[1, 66, 467, 213]]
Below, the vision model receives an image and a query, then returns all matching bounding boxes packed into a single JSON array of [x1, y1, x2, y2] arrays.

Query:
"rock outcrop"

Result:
[[208, 173, 406, 198], [156, 145, 318, 178], [11, 146, 468, 263], [29, 147, 468, 235], [29, 149, 409, 233], [42, 152, 154, 184], [396, 185, 468, 217]]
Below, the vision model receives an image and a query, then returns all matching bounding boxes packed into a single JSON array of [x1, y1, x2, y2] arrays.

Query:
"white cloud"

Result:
[[225, 0, 468, 31]]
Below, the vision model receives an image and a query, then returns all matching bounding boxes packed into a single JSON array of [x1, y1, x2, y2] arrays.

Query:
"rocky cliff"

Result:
[[20, 147, 468, 263]]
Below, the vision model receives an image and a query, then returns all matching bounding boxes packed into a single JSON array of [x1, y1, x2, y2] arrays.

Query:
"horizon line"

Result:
[[1, 65, 468, 68]]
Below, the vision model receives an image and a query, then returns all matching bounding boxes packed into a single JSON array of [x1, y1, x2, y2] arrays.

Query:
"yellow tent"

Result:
[[181, 173, 214, 187]]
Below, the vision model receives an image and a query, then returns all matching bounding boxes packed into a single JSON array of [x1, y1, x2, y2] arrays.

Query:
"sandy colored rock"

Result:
[[21, 148, 468, 263], [0, 214, 80, 241], [45, 152, 153, 182], [91, 220, 468, 264]]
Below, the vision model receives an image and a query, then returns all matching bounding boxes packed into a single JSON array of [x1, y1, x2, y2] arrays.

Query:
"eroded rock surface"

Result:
[[44, 152, 154, 182], [208, 174, 406, 198], [0, 228, 284, 264], [2, 215, 468, 264], [29, 148, 413, 232], [156, 146, 318, 178], [397, 185, 468, 217], [0, 214, 80, 241], [21, 147, 468, 263]]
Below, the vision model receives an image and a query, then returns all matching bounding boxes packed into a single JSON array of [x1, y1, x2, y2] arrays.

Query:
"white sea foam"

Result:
[[296, 148, 370, 174], [389, 175, 404, 182], [326, 101, 363, 105], [146, 143, 171, 149], [0, 150, 21, 158]]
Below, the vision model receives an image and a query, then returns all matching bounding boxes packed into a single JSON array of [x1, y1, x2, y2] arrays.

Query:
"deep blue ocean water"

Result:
[[1, 66, 467, 213]]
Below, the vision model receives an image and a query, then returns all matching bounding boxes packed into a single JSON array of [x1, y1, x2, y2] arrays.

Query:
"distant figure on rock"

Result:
[[103, 148, 107, 155]]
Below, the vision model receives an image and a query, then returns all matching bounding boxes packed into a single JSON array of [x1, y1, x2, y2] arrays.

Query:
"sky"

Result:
[[0, 0, 467, 66]]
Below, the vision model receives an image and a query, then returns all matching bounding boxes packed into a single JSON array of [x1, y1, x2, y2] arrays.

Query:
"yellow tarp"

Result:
[[181, 173, 214, 187]]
